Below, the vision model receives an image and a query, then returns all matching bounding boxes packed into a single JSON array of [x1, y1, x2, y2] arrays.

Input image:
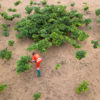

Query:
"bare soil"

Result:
[[0, 0, 100, 100]]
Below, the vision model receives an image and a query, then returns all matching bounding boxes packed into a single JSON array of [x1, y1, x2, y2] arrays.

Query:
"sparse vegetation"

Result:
[[0, 49, 12, 60], [8, 8, 17, 12], [15, 4, 89, 52], [56, 64, 61, 70], [91, 40, 100, 48], [0, 84, 7, 92], [33, 92, 41, 100], [84, 18, 92, 26], [1, 24, 9, 37], [8, 40, 15, 46], [75, 50, 87, 60], [14, 0, 21, 6], [16, 56, 32, 74], [76, 80, 89, 94], [70, 3, 75, 7], [25, 6, 33, 14]]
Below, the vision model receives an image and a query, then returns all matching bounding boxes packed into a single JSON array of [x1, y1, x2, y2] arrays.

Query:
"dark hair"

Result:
[[32, 52, 36, 55]]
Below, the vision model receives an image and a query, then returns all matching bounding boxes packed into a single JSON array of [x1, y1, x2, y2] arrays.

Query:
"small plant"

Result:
[[0, 12, 21, 20], [56, 64, 60, 70], [91, 40, 100, 48], [75, 50, 87, 60], [0, 84, 7, 92], [41, 0, 47, 5], [8, 40, 15, 46], [0, 49, 12, 60], [88, 26, 92, 30], [33, 92, 41, 100], [84, 18, 92, 26], [16, 56, 32, 74], [30, 0, 34, 6], [57, 1, 61, 4], [83, 3, 89, 11], [25, 6, 33, 14], [76, 80, 89, 94], [0, 4, 2, 8], [1, 24, 9, 37], [95, 9, 100, 16], [70, 3, 75, 7], [8, 8, 17, 12], [14, 0, 21, 6]]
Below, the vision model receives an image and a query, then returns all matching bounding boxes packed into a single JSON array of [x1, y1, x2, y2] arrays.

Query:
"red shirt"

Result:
[[32, 54, 42, 63]]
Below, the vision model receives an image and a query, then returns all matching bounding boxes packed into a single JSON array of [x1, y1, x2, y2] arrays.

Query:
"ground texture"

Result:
[[0, 0, 100, 100]]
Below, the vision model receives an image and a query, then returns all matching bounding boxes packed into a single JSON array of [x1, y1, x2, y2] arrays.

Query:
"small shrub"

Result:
[[91, 40, 100, 48], [56, 64, 60, 70], [25, 6, 33, 14], [0, 12, 21, 20], [33, 92, 41, 100], [16, 56, 32, 74], [14, 0, 21, 6], [95, 9, 100, 16], [41, 0, 47, 5], [83, 3, 89, 11], [76, 80, 89, 94], [8, 40, 15, 46], [30, 0, 34, 6], [57, 1, 61, 4], [84, 6, 89, 11], [84, 18, 92, 26], [70, 3, 75, 7], [1, 24, 9, 37], [8, 8, 17, 12], [0, 84, 7, 92], [75, 50, 87, 60], [88, 26, 92, 30], [0, 49, 12, 60], [15, 5, 89, 52]]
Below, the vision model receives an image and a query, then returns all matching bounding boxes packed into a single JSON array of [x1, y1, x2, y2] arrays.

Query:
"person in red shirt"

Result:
[[30, 52, 42, 77]]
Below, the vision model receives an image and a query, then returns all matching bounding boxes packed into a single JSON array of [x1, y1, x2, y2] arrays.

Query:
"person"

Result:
[[30, 52, 42, 77]]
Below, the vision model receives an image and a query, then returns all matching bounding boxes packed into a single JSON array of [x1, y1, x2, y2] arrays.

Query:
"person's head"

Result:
[[32, 52, 36, 56]]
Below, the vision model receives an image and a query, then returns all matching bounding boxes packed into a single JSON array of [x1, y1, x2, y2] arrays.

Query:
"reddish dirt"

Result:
[[0, 0, 100, 100]]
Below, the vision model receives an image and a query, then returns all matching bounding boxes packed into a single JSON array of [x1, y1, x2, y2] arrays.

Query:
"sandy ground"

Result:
[[0, 0, 100, 100]]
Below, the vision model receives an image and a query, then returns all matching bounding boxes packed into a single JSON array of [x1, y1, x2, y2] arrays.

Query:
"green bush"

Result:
[[15, 4, 89, 52], [14, 0, 21, 6], [33, 92, 41, 100], [83, 3, 89, 11], [0, 84, 7, 92], [84, 18, 92, 26], [25, 6, 33, 14], [41, 0, 47, 5], [1, 24, 9, 37], [16, 56, 32, 74], [70, 3, 75, 7], [0, 12, 21, 20], [91, 40, 100, 48], [30, 0, 34, 6], [0, 49, 12, 60], [95, 9, 100, 16], [75, 50, 87, 60], [76, 80, 89, 94], [8, 40, 15, 46], [56, 64, 60, 70], [8, 8, 17, 12]]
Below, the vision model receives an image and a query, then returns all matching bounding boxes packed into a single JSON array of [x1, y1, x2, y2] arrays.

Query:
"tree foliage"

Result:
[[8, 8, 17, 12], [16, 56, 32, 74], [15, 4, 89, 52]]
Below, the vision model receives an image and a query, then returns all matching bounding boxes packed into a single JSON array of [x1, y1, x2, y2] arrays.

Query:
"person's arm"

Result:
[[30, 56, 35, 63]]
